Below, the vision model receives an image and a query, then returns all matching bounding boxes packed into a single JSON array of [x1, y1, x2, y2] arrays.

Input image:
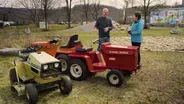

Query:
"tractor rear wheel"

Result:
[[69, 59, 89, 81], [9, 68, 18, 92], [59, 76, 72, 94], [25, 83, 38, 104], [9, 68, 18, 85], [57, 54, 70, 74], [106, 70, 125, 87]]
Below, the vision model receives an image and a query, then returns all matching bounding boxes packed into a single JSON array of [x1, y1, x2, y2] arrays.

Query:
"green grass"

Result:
[[0, 26, 184, 50], [143, 27, 184, 36], [0, 24, 80, 35], [0, 52, 184, 104]]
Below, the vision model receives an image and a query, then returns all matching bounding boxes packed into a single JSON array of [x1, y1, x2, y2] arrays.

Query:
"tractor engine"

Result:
[[27, 52, 62, 78]]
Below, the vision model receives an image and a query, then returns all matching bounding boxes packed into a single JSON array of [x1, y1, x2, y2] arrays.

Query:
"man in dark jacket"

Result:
[[94, 8, 113, 52]]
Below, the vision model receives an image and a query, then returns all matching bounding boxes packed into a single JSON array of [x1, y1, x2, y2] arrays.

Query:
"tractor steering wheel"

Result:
[[50, 39, 59, 45], [27, 46, 35, 51], [93, 37, 108, 44], [27, 45, 42, 51]]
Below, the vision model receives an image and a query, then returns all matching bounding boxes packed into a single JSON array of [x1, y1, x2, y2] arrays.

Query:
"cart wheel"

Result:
[[25, 83, 38, 104], [106, 70, 125, 87], [69, 59, 89, 81], [59, 76, 72, 94], [121, 71, 132, 77], [57, 54, 70, 74]]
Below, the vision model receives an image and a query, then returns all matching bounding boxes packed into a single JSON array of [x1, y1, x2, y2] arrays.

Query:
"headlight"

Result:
[[54, 63, 60, 68], [43, 65, 49, 70]]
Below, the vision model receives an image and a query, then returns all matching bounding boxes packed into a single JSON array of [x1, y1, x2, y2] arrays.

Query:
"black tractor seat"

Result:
[[76, 47, 93, 52], [61, 34, 78, 48]]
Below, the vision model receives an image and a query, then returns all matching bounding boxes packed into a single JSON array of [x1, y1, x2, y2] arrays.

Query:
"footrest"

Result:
[[93, 62, 106, 68]]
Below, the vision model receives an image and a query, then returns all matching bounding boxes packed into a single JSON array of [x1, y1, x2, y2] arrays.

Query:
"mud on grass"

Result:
[[0, 52, 184, 104]]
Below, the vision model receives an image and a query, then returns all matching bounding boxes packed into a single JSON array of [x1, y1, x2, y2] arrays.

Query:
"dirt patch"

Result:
[[111, 36, 184, 52]]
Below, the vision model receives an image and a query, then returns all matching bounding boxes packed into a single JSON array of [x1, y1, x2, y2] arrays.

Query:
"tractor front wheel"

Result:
[[69, 59, 89, 81], [25, 83, 38, 104], [57, 54, 70, 74], [106, 70, 125, 87], [59, 76, 72, 94]]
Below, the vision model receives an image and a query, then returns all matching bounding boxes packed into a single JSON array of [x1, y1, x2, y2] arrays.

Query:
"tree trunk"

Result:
[[45, 11, 48, 30], [68, 8, 71, 28], [67, 0, 71, 29], [86, 12, 88, 24], [124, 10, 127, 24], [144, 14, 147, 26], [44, 5, 48, 31], [35, 22, 39, 27]]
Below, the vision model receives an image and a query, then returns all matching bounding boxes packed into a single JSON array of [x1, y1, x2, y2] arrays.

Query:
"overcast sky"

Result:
[[1, 0, 183, 8]]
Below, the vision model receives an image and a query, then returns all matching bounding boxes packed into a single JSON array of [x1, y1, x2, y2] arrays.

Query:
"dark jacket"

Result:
[[95, 17, 113, 38]]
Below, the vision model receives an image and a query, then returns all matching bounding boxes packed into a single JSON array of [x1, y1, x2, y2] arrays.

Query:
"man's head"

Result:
[[102, 8, 109, 17], [134, 12, 141, 22]]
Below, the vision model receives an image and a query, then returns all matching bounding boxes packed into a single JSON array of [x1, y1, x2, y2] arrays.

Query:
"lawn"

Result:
[[0, 24, 80, 36], [0, 26, 184, 104], [0, 52, 184, 104]]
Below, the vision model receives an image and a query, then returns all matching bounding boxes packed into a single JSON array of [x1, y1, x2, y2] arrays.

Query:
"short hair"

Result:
[[103, 8, 109, 12], [134, 12, 141, 20]]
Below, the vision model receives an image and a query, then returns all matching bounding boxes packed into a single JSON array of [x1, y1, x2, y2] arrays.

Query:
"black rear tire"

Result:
[[25, 83, 38, 104], [106, 70, 125, 87], [59, 76, 72, 94], [9, 68, 18, 92], [56, 54, 70, 74], [9, 68, 18, 85], [69, 59, 89, 81]]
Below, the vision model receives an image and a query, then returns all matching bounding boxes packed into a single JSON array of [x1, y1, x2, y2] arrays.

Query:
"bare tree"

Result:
[[64, 0, 72, 28], [90, 0, 101, 20], [41, 0, 57, 31], [0, 0, 13, 21], [137, 0, 166, 28], [19, 0, 43, 27], [131, 0, 135, 8], [174, 1, 179, 6], [72, 7, 85, 25], [0, 0, 7, 6], [123, 0, 131, 24], [80, 0, 90, 24]]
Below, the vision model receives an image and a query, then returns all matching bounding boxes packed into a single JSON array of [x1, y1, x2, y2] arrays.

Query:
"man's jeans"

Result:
[[97, 37, 110, 52]]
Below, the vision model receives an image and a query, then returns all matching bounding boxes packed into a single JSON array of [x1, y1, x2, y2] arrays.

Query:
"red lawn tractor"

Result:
[[68, 38, 139, 87]]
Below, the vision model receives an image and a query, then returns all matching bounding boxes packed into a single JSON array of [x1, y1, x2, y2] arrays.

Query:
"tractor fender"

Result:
[[55, 52, 68, 57], [68, 53, 94, 72]]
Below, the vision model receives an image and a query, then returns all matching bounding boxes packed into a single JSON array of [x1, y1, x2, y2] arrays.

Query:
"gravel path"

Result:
[[111, 36, 184, 52]]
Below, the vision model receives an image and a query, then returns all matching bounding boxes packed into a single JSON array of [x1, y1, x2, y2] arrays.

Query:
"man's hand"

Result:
[[104, 27, 109, 32], [128, 30, 131, 35]]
